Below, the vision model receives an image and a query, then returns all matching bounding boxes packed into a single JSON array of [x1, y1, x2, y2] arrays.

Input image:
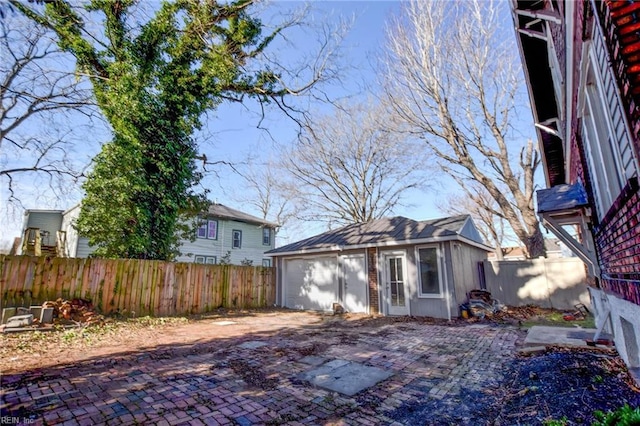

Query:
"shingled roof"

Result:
[[267, 215, 491, 256], [207, 204, 278, 228]]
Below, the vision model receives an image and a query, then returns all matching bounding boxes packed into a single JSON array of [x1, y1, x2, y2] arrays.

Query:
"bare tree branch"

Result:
[[282, 100, 432, 227], [383, 0, 545, 258], [1, 12, 96, 205]]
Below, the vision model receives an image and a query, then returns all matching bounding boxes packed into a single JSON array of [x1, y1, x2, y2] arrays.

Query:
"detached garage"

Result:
[[267, 215, 492, 318]]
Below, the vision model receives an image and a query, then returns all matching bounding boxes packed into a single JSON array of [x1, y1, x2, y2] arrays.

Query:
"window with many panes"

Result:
[[416, 246, 442, 297], [232, 230, 242, 249], [197, 219, 218, 239], [262, 228, 271, 246]]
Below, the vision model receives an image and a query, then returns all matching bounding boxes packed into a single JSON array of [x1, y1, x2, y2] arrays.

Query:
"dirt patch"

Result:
[[228, 359, 279, 390], [0, 309, 325, 374]]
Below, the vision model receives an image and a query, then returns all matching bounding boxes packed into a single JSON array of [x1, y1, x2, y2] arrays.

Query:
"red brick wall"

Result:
[[367, 248, 379, 314], [595, 178, 640, 304]]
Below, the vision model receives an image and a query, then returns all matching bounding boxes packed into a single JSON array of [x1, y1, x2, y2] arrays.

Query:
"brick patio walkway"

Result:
[[1, 318, 524, 425]]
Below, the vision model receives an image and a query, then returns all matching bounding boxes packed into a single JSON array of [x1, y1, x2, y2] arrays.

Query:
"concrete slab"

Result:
[[5, 314, 34, 328], [524, 326, 613, 348], [239, 341, 267, 349], [212, 321, 236, 326], [299, 355, 326, 366], [299, 359, 393, 396]]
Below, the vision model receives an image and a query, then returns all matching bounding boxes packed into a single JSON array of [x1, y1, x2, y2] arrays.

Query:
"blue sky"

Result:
[[1, 0, 537, 249]]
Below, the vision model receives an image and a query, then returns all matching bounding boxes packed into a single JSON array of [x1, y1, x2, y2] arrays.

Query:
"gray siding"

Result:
[[176, 219, 275, 265], [25, 211, 63, 246], [449, 242, 488, 316], [459, 218, 487, 246], [61, 206, 95, 258], [76, 238, 93, 258], [407, 243, 451, 319]]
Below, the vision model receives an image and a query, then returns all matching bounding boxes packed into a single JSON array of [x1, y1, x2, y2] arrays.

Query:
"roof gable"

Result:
[[207, 204, 278, 228], [267, 215, 488, 255]]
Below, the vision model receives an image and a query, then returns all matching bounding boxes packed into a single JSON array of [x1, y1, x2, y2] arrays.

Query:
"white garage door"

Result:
[[284, 257, 338, 311]]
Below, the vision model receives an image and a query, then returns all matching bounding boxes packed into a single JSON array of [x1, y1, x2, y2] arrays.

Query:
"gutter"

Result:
[[266, 235, 494, 258]]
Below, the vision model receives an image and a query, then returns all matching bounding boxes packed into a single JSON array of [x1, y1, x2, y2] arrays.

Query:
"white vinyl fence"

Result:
[[483, 258, 591, 310]]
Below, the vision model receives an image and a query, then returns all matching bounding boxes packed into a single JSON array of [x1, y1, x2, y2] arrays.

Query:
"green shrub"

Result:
[[593, 404, 640, 426]]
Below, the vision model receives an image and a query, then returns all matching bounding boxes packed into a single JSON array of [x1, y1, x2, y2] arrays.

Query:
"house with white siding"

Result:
[[175, 203, 278, 266], [17, 203, 278, 266]]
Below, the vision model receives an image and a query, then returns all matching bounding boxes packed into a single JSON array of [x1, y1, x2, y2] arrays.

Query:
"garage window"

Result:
[[416, 246, 442, 297]]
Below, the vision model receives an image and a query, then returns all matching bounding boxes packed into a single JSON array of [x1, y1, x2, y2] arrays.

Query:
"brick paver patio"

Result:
[[1, 316, 524, 425]]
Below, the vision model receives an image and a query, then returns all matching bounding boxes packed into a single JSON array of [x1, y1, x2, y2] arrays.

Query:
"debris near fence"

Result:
[[459, 289, 506, 319], [492, 305, 545, 322], [43, 298, 105, 326]]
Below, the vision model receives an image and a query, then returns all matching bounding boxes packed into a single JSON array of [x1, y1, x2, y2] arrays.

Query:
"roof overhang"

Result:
[[266, 235, 494, 258], [537, 183, 600, 276], [512, 0, 566, 186]]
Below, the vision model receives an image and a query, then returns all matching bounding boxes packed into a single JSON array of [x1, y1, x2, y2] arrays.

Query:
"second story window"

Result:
[[197, 219, 217, 239], [232, 230, 242, 249], [262, 228, 271, 245]]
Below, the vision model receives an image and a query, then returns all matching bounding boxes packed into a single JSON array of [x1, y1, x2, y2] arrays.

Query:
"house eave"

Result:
[[512, 0, 566, 187], [267, 235, 493, 258]]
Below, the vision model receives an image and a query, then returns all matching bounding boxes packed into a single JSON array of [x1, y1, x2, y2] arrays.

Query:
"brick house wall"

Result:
[[367, 247, 379, 314], [585, 1, 640, 306], [595, 177, 640, 304]]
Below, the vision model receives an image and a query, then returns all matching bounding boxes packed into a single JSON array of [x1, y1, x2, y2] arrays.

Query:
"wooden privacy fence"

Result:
[[0, 255, 276, 316]]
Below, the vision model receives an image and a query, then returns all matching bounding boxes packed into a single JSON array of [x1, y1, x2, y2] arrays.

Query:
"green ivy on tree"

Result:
[[13, 0, 298, 259]]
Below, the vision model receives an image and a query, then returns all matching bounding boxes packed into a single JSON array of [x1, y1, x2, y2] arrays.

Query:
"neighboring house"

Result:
[[266, 215, 492, 318], [513, 1, 640, 368], [488, 238, 568, 260], [18, 209, 68, 257], [175, 203, 278, 266], [17, 203, 278, 266]]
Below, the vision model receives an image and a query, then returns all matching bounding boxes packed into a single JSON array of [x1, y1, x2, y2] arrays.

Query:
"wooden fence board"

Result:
[[0, 256, 275, 316]]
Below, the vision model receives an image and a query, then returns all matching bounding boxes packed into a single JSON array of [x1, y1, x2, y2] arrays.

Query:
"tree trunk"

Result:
[[524, 225, 545, 258]]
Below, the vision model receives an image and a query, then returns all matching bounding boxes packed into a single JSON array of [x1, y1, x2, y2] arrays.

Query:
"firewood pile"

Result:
[[42, 298, 105, 326]]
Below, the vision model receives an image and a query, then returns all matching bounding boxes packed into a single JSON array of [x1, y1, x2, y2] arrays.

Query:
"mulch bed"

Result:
[[495, 347, 640, 425]]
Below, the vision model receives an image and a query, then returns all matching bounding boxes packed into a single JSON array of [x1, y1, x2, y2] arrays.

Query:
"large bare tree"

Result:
[[1, 12, 94, 205], [235, 157, 298, 226], [383, 0, 545, 257], [440, 183, 518, 260], [283, 100, 430, 227]]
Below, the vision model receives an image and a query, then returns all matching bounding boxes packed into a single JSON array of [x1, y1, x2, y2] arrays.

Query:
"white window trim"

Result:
[[232, 229, 242, 249], [579, 45, 627, 218], [262, 228, 271, 246], [379, 249, 410, 316], [197, 219, 218, 240], [415, 244, 444, 299], [195, 255, 217, 264]]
